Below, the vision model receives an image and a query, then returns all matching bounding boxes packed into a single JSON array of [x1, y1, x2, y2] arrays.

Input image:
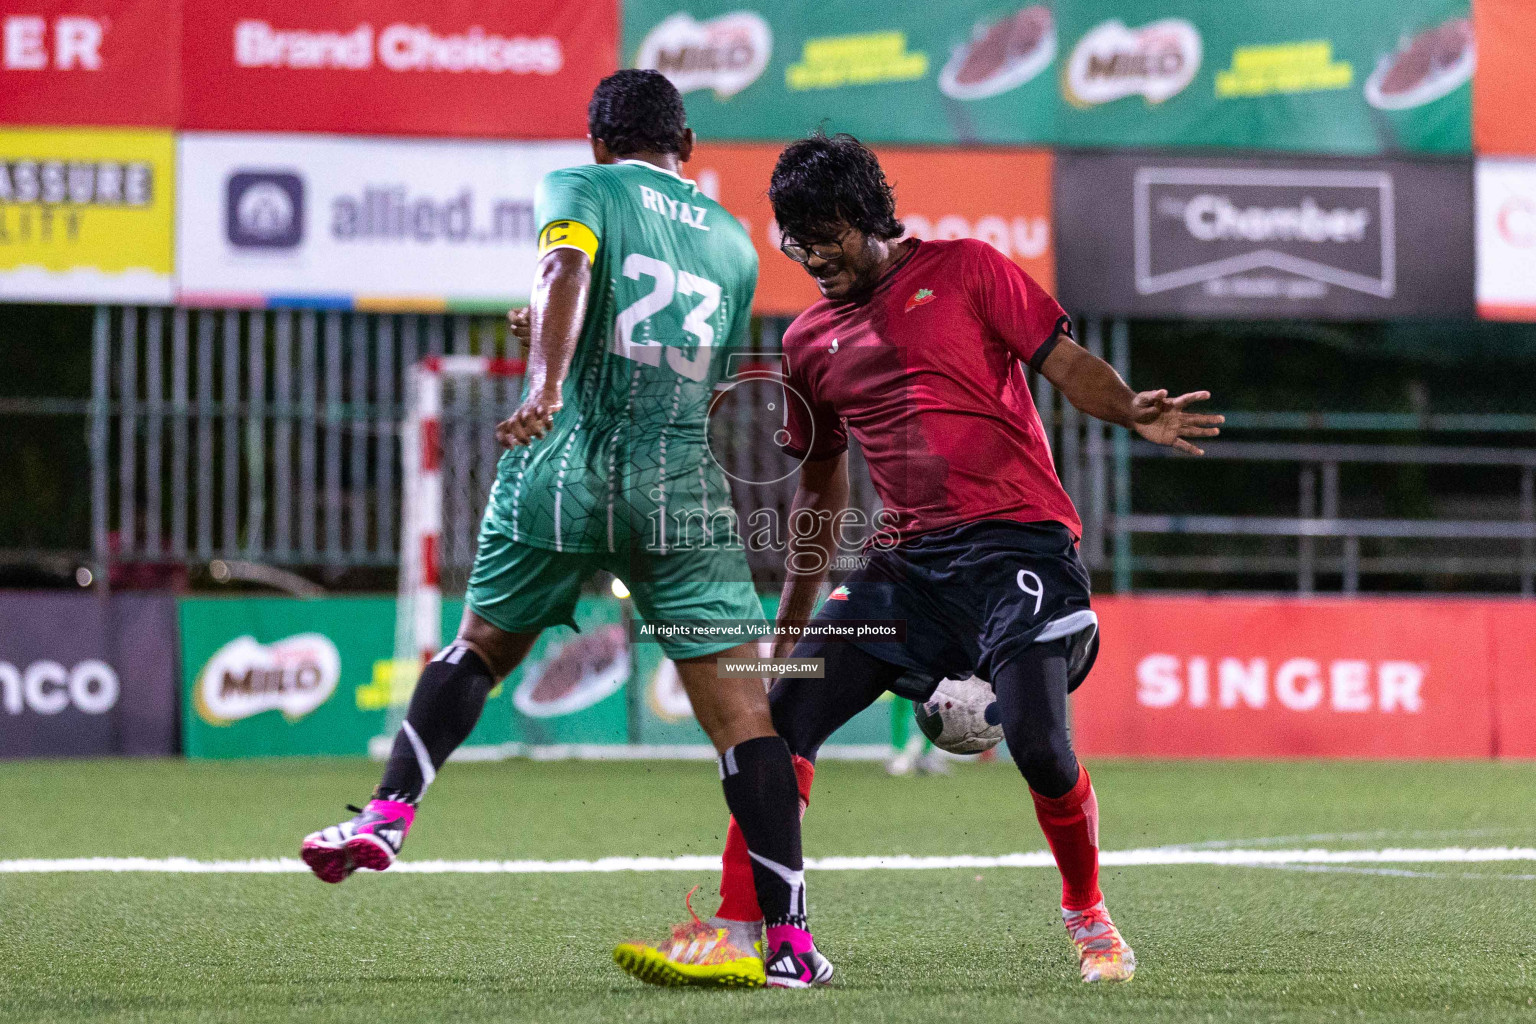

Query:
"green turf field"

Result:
[[2, 758, 1534, 1023]]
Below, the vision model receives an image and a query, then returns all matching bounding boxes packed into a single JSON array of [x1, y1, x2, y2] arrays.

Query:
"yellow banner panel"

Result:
[[0, 128, 174, 303]]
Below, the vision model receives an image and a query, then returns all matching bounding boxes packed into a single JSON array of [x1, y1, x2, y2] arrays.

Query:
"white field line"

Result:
[[0, 847, 1533, 875], [1155, 827, 1528, 851], [1248, 863, 1536, 881]]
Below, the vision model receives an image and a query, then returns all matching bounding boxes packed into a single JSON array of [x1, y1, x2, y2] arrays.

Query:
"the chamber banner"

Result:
[[1054, 150, 1474, 319]]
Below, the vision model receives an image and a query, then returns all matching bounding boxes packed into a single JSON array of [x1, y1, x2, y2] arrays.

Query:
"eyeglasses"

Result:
[[779, 235, 846, 265]]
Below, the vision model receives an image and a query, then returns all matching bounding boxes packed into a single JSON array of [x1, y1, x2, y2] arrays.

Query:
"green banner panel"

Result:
[[624, 0, 1472, 153], [179, 594, 894, 758], [498, 598, 631, 748], [180, 596, 399, 758], [1054, 0, 1471, 154]]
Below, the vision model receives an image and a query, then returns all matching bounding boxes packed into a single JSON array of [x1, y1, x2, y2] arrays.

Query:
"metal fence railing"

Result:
[[1121, 441, 1536, 595], [86, 306, 512, 578], [1, 307, 1531, 597]]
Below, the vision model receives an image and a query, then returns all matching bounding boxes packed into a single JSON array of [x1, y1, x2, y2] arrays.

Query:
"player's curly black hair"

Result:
[[587, 69, 688, 157], [768, 131, 904, 243]]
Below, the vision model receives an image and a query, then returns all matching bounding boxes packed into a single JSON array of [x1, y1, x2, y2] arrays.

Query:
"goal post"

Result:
[[384, 355, 526, 752]]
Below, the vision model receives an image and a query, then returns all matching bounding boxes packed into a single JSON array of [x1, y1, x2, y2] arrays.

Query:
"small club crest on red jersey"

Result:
[[828, 584, 851, 601], [904, 288, 936, 312]]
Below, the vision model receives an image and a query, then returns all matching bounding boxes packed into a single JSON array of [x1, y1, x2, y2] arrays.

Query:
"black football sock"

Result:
[[376, 642, 496, 805], [718, 735, 808, 930], [993, 639, 1080, 799]]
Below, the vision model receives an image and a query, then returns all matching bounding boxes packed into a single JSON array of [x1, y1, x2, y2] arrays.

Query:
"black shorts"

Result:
[[811, 519, 1099, 699]]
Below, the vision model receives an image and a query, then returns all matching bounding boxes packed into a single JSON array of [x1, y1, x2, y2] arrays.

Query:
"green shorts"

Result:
[[464, 518, 766, 661]]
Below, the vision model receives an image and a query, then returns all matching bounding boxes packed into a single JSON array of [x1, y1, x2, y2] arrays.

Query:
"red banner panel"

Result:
[[689, 143, 1054, 316], [1074, 596, 1506, 759], [1472, 0, 1536, 155], [1490, 602, 1536, 757], [181, 0, 616, 137], [0, 1, 180, 127]]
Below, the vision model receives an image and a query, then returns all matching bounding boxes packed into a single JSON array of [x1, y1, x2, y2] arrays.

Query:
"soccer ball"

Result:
[[914, 676, 1003, 755]]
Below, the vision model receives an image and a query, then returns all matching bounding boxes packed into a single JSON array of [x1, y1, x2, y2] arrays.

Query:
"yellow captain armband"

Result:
[[537, 220, 600, 263]]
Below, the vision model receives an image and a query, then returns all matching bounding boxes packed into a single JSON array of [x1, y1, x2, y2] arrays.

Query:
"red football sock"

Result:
[[717, 754, 815, 921], [1030, 765, 1103, 912]]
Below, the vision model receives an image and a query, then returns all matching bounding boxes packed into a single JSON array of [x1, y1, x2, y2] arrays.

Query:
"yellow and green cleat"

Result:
[[613, 888, 766, 988]]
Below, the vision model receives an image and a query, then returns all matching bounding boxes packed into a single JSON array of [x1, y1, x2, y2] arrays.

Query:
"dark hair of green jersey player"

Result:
[[499, 70, 695, 448]]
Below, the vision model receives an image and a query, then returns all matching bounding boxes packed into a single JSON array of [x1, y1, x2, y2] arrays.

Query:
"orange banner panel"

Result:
[[1074, 596, 1501, 759], [1473, 0, 1536, 155], [688, 144, 1054, 316]]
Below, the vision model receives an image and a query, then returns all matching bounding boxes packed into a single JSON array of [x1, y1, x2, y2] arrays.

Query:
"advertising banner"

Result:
[[1475, 159, 1536, 321], [181, 595, 638, 758], [181, 593, 891, 758], [176, 133, 590, 311], [0, 592, 178, 758], [628, 2, 1056, 146], [690, 143, 1054, 315], [181, 596, 399, 757], [0, 127, 175, 303], [0, 1, 180, 128], [1052, 0, 1471, 154], [181, 0, 616, 138], [1073, 596, 1512, 759], [1471, 0, 1536, 156], [1054, 151, 1474, 320], [625, 0, 1471, 154], [1489, 602, 1536, 759]]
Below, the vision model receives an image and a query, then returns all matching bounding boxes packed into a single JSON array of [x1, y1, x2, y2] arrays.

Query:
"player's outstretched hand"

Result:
[[1130, 389, 1223, 456], [507, 306, 531, 344], [496, 390, 562, 449]]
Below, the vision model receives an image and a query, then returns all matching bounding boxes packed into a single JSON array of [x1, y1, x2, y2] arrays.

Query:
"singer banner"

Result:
[[1073, 595, 1536, 759]]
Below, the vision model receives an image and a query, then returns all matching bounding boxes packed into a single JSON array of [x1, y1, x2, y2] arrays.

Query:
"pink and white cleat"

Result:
[[762, 924, 835, 989], [300, 799, 415, 883], [1062, 901, 1137, 983]]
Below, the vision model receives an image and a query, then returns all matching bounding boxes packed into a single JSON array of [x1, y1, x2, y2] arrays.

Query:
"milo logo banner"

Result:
[[181, 595, 536, 758], [1052, 0, 1470, 153], [180, 595, 891, 757], [624, 0, 1472, 153], [181, 597, 402, 757]]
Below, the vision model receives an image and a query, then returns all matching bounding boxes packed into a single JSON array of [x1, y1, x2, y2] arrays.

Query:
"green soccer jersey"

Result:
[[486, 159, 759, 554]]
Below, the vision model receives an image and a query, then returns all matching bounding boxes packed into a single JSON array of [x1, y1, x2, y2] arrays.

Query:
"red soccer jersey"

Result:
[[780, 237, 1082, 541]]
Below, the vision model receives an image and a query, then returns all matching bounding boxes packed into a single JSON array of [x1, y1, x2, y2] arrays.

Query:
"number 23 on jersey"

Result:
[[613, 252, 721, 383]]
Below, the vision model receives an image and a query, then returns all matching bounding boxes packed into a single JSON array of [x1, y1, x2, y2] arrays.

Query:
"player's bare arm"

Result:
[[1038, 335, 1224, 457], [775, 451, 850, 659], [496, 248, 589, 449]]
